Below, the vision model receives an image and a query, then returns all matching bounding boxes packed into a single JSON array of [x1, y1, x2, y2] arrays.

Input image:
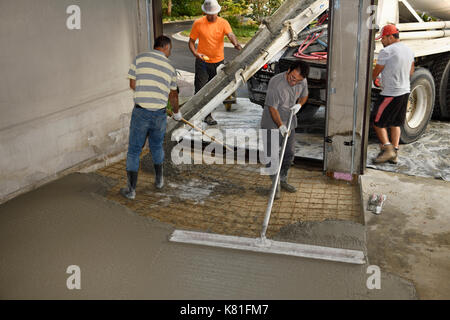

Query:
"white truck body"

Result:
[[375, 0, 450, 58]]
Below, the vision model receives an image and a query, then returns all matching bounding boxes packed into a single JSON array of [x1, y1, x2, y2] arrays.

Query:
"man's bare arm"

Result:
[[297, 95, 308, 106], [226, 33, 242, 50], [410, 62, 415, 77], [268, 106, 283, 128], [129, 79, 136, 91], [372, 64, 385, 81], [169, 90, 179, 114], [188, 38, 205, 60]]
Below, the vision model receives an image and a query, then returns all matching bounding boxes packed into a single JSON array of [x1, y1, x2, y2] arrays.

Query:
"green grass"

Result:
[[163, 15, 203, 23]]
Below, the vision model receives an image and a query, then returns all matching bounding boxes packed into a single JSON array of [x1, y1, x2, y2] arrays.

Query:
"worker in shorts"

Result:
[[372, 24, 415, 164], [261, 61, 309, 199]]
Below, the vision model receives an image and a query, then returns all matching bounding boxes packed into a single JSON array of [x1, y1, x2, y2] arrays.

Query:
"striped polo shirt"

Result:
[[127, 50, 177, 110]]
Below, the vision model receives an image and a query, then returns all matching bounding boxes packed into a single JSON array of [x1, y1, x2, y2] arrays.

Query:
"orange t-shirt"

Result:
[[189, 16, 232, 63]]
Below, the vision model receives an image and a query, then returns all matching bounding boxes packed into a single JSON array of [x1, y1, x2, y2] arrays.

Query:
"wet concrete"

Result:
[[0, 173, 416, 299], [102, 157, 363, 239], [275, 220, 367, 253], [360, 169, 450, 299]]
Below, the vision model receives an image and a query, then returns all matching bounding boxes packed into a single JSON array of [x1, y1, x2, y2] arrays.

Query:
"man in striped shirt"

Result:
[[121, 35, 182, 200]]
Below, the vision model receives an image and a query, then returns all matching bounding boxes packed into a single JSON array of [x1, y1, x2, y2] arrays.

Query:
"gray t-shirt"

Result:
[[378, 42, 414, 97], [260, 71, 309, 130]]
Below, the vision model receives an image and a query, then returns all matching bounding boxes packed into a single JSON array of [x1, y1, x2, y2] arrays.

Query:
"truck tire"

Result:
[[431, 53, 450, 119], [400, 68, 435, 144]]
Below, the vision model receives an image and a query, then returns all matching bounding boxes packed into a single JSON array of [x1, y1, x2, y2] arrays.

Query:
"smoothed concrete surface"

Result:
[[361, 169, 450, 299], [0, 173, 416, 299]]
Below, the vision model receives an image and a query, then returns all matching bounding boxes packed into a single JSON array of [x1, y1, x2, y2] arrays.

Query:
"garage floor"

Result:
[[361, 169, 450, 299], [0, 172, 415, 299], [97, 151, 363, 239]]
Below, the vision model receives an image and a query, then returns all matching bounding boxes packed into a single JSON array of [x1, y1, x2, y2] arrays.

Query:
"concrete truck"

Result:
[[247, 0, 450, 143]]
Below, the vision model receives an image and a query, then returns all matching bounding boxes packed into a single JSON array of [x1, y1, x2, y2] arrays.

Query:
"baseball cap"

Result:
[[376, 24, 399, 40]]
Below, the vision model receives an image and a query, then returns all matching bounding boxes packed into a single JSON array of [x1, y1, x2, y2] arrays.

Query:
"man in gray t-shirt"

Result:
[[261, 61, 309, 197], [372, 24, 414, 164]]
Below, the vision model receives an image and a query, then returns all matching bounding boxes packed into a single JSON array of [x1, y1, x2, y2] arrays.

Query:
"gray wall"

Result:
[[0, 0, 149, 202], [324, 0, 374, 175]]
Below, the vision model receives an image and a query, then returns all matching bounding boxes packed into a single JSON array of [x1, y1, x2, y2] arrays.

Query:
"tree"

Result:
[[220, 0, 249, 17], [247, 0, 284, 24], [168, 0, 172, 16]]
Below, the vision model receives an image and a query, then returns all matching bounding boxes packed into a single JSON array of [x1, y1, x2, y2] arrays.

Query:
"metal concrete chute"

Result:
[[169, 0, 366, 265]]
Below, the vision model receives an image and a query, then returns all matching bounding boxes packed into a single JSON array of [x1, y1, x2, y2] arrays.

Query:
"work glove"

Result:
[[279, 125, 289, 137], [291, 104, 302, 114], [172, 111, 182, 121]]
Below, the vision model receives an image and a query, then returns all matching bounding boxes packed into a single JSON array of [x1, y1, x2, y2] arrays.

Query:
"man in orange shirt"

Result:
[[189, 0, 242, 125]]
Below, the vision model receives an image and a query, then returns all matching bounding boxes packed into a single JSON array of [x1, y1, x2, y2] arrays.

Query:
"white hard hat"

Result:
[[202, 0, 221, 15]]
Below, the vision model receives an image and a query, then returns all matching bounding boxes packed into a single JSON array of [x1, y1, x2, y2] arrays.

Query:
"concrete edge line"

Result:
[[0, 149, 128, 205]]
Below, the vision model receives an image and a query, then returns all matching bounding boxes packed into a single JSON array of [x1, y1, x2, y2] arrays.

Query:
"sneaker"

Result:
[[373, 144, 396, 164], [375, 194, 387, 214], [367, 194, 378, 212], [367, 194, 387, 214], [389, 148, 399, 164], [280, 181, 297, 193], [204, 114, 218, 126]]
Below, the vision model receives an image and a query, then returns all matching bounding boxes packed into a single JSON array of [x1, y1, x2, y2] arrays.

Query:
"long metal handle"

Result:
[[260, 109, 295, 239], [180, 118, 234, 152], [168, 110, 233, 152]]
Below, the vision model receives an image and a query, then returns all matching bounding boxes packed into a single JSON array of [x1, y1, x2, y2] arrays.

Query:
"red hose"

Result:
[[294, 14, 328, 60]]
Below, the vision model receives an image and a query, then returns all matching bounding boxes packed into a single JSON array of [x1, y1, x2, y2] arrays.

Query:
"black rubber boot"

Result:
[[120, 171, 138, 199], [154, 164, 164, 189], [280, 165, 297, 193]]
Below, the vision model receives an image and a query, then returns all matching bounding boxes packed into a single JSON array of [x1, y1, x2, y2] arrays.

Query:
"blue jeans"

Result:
[[126, 106, 167, 172]]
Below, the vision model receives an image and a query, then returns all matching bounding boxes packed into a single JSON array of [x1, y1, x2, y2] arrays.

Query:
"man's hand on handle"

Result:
[[291, 104, 302, 114], [279, 125, 289, 137], [172, 111, 182, 121], [278, 104, 302, 137]]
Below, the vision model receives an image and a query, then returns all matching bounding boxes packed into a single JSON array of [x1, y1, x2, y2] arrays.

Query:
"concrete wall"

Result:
[[324, 0, 374, 175], [0, 0, 149, 203]]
